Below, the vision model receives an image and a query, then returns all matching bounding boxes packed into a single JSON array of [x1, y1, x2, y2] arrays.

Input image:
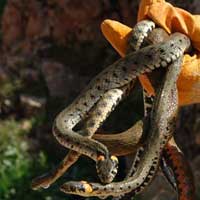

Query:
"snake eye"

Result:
[[111, 168, 118, 175]]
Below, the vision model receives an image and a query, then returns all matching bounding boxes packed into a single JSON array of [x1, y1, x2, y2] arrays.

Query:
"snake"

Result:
[[58, 21, 191, 197], [31, 20, 193, 199], [111, 24, 195, 200], [93, 125, 195, 200]]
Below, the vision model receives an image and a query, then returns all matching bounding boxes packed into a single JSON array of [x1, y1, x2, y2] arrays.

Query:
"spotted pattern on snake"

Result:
[[31, 79, 138, 189], [59, 20, 191, 197], [128, 20, 156, 51], [93, 121, 195, 200], [52, 23, 190, 187], [112, 21, 194, 200], [32, 20, 193, 199], [60, 57, 183, 197], [33, 88, 124, 189]]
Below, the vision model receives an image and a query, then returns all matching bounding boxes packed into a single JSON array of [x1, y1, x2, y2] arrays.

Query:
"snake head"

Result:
[[60, 181, 93, 196], [169, 33, 191, 53], [96, 155, 118, 184], [31, 172, 51, 190]]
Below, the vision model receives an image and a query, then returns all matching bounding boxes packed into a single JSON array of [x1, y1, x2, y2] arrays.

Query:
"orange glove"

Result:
[[101, 0, 200, 106]]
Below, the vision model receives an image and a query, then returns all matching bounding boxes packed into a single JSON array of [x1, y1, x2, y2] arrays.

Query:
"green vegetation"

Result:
[[0, 118, 69, 200], [0, 119, 30, 198], [0, 115, 113, 200], [0, 119, 37, 199]]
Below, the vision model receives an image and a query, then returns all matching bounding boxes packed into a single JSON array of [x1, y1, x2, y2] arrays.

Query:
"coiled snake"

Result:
[[32, 20, 194, 199]]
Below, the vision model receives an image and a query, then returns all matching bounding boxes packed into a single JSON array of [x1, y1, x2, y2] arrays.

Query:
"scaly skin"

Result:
[[163, 140, 195, 200], [94, 29, 194, 200], [53, 32, 189, 164], [34, 33, 189, 189], [101, 25, 194, 200], [31, 20, 156, 190], [94, 126, 195, 200], [59, 22, 191, 197], [112, 23, 172, 200], [101, 19, 200, 106], [32, 88, 125, 189], [33, 20, 191, 195], [100, 25, 194, 200], [59, 20, 195, 199], [114, 26, 174, 200], [60, 56, 184, 197]]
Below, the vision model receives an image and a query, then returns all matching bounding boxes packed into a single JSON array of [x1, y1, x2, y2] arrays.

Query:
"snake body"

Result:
[[32, 20, 193, 199], [60, 56, 184, 197], [94, 127, 195, 200], [40, 28, 189, 189], [53, 31, 190, 161], [163, 142, 195, 200], [59, 21, 191, 197]]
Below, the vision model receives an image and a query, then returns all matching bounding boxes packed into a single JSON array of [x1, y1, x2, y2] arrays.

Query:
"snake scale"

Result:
[[94, 126, 195, 200], [32, 20, 193, 199], [59, 21, 191, 197]]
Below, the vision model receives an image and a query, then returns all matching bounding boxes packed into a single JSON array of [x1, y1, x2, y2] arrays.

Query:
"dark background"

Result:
[[0, 0, 199, 199]]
